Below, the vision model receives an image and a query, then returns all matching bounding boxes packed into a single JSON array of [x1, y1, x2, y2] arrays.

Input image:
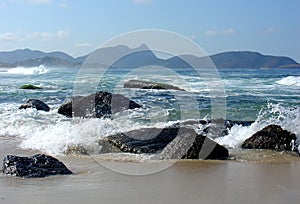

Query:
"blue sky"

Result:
[[0, 0, 299, 61]]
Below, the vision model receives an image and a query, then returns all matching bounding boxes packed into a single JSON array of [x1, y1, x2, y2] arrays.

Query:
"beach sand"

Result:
[[1, 138, 300, 204]]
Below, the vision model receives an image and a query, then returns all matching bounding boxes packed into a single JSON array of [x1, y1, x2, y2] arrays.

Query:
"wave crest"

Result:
[[276, 76, 300, 87], [215, 103, 299, 148], [6, 65, 49, 75]]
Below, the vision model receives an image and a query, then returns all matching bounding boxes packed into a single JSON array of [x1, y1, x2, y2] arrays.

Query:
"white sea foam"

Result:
[[215, 103, 300, 148], [6, 65, 49, 75], [276, 76, 300, 87], [0, 103, 171, 155], [0, 99, 299, 157]]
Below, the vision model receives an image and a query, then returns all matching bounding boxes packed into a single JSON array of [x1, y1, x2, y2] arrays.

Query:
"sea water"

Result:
[[0, 66, 299, 156]]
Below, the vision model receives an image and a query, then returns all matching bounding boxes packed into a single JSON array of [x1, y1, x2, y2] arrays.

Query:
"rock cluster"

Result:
[[98, 126, 229, 160]]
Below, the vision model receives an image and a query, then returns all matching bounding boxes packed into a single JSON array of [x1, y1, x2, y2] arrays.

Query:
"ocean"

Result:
[[0, 65, 300, 203], [0, 65, 299, 156]]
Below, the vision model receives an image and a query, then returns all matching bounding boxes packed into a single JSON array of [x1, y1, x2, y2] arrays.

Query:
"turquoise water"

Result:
[[0, 66, 299, 155], [1, 66, 299, 119]]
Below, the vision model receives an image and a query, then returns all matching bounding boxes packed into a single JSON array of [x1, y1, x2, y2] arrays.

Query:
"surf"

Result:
[[276, 76, 300, 87], [5, 65, 50, 75]]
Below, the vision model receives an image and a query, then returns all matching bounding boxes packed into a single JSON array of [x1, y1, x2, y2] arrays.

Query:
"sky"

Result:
[[0, 0, 299, 61]]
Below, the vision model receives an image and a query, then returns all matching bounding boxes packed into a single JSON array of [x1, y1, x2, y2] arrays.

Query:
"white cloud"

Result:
[[224, 28, 236, 35], [75, 43, 93, 48], [56, 30, 69, 39], [265, 27, 277, 33], [205, 28, 237, 36], [133, 0, 152, 4], [0, 30, 69, 43], [29, 30, 69, 41], [58, 2, 68, 8], [0, 32, 22, 41], [205, 30, 218, 36]]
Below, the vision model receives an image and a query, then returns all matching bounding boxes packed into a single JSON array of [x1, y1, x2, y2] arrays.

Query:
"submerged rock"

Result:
[[241, 125, 297, 151], [124, 79, 185, 91], [2, 154, 72, 178], [58, 91, 141, 118], [19, 84, 42, 89], [19, 99, 50, 112], [98, 126, 229, 160], [64, 144, 91, 155]]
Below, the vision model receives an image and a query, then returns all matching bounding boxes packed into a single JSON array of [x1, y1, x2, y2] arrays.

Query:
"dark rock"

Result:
[[58, 91, 141, 118], [241, 125, 297, 151], [19, 84, 42, 89], [64, 144, 90, 155], [175, 119, 254, 138], [224, 120, 255, 129], [98, 126, 229, 160], [160, 130, 229, 160], [57, 99, 73, 117], [97, 139, 123, 153], [19, 99, 50, 112], [2, 154, 72, 178], [124, 80, 185, 91]]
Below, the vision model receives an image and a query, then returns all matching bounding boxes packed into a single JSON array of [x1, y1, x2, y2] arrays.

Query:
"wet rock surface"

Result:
[[58, 91, 141, 118], [124, 79, 185, 91], [19, 99, 50, 112], [98, 126, 229, 160], [241, 124, 297, 151], [19, 84, 42, 90], [2, 154, 72, 178]]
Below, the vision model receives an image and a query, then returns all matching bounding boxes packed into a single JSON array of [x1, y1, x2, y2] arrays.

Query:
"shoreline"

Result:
[[1, 138, 300, 203]]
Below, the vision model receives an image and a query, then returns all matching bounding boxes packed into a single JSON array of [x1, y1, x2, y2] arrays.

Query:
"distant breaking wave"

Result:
[[6, 65, 49, 75], [276, 76, 300, 87]]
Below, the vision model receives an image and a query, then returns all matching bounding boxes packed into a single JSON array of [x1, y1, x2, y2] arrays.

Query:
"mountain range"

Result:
[[0, 46, 299, 69]]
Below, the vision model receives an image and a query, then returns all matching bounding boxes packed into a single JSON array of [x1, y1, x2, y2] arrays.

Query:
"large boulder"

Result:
[[58, 91, 141, 118], [98, 126, 229, 160], [2, 154, 72, 178], [19, 99, 50, 112], [241, 125, 297, 151], [124, 79, 185, 91]]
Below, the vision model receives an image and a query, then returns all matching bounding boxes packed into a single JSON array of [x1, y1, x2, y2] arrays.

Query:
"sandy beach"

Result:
[[1, 138, 300, 204]]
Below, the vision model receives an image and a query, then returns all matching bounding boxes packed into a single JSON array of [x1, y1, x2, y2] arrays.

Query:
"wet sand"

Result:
[[1, 138, 300, 204]]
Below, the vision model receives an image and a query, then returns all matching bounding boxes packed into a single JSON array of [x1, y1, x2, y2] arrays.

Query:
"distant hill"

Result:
[[0, 47, 299, 69], [0, 48, 75, 65], [210, 51, 299, 69], [15, 56, 80, 67]]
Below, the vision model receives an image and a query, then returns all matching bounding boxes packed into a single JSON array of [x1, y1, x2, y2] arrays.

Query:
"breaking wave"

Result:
[[276, 76, 300, 87], [215, 103, 299, 148], [6, 65, 50, 75], [0, 101, 298, 157]]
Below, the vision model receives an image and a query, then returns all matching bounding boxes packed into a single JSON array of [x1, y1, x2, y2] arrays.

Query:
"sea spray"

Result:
[[1, 100, 298, 156], [6, 65, 50, 75], [3, 105, 170, 155], [215, 103, 300, 148], [276, 76, 300, 87]]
